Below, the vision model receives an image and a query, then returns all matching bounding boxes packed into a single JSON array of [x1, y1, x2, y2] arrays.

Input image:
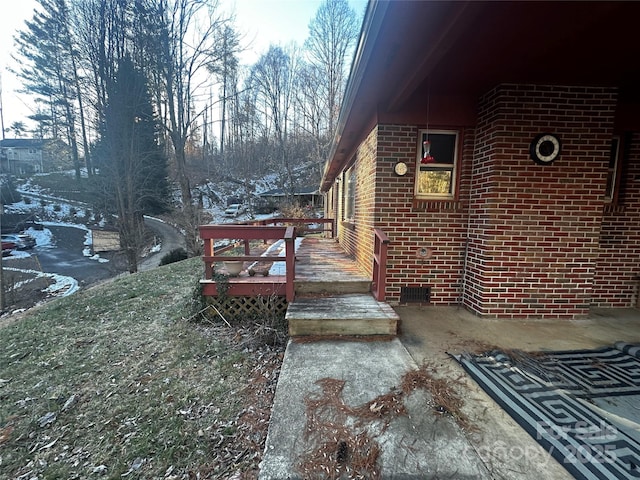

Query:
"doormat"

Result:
[[453, 342, 640, 480]]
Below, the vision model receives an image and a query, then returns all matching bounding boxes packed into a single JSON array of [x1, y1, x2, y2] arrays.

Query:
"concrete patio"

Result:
[[260, 307, 640, 479], [398, 306, 640, 480]]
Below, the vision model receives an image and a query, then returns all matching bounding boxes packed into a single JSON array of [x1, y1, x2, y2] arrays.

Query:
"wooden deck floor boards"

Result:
[[294, 238, 370, 282], [201, 235, 397, 336]]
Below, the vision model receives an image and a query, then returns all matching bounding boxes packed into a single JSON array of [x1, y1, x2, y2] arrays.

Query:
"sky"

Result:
[[0, 0, 367, 137]]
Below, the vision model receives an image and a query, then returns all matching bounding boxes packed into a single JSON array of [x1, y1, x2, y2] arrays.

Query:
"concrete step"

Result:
[[287, 294, 398, 337], [294, 279, 371, 295]]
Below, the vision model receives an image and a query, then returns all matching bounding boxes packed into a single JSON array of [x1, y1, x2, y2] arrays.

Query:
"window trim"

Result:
[[344, 166, 356, 222], [605, 135, 622, 204], [414, 129, 459, 200]]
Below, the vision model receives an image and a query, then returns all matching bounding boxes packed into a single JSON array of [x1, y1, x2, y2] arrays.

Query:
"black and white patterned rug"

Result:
[[454, 342, 640, 479]]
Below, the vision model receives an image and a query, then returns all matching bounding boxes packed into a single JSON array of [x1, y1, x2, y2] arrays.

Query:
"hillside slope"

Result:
[[0, 258, 283, 479]]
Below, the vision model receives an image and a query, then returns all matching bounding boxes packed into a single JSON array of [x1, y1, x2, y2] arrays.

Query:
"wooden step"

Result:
[[287, 294, 398, 337], [294, 279, 371, 295]]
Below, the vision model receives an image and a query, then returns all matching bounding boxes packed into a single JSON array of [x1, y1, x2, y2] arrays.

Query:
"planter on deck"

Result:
[[223, 261, 243, 277]]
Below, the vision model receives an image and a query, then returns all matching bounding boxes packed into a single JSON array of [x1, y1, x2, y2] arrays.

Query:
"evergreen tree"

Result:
[[94, 55, 169, 273], [15, 0, 92, 179]]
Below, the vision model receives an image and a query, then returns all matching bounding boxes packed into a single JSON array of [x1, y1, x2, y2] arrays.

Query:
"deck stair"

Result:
[[287, 293, 398, 336], [287, 238, 399, 337], [198, 224, 398, 336]]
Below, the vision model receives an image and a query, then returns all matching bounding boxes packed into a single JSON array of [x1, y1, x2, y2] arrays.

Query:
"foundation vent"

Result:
[[400, 286, 431, 304]]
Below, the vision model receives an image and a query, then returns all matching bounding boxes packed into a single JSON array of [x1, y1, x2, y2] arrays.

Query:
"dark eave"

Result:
[[321, 0, 640, 192]]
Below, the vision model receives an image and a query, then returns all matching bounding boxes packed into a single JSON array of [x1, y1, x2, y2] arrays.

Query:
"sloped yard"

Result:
[[0, 257, 284, 479]]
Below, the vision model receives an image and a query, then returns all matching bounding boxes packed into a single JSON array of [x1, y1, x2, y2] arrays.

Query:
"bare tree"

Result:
[[251, 44, 302, 193], [305, 0, 359, 137], [208, 25, 240, 159], [151, 0, 237, 256], [295, 62, 328, 183]]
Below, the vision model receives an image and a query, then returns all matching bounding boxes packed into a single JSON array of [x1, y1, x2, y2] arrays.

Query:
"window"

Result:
[[344, 167, 356, 221], [605, 136, 621, 203], [415, 130, 458, 199]]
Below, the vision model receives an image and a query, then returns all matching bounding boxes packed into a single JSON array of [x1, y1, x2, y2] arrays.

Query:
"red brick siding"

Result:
[[373, 125, 473, 305], [466, 84, 617, 318], [338, 127, 378, 274], [593, 132, 640, 307], [333, 84, 638, 317]]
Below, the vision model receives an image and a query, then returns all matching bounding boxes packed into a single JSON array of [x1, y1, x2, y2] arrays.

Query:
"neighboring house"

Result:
[[0, 138, 70, 174], [259, 187, 323, 209], [321, 1, 640, 319]]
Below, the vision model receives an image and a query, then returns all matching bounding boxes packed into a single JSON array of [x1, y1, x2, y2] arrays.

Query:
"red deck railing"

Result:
[[199, 224, 296, 301], [199, 218, 335, 303], [245, 217, 334, 237], [372, 228, 390, 301]]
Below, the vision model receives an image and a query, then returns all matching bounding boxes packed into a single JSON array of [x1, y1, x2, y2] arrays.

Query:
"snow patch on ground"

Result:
[[26, 227, 55, 248], [4, 227, 55, 259], [247, 237, 304, 276], [37, 221, 109, 264], [5, 250, 31, 259], [4, 267, 79, 297], [1, 178, 114, 299]]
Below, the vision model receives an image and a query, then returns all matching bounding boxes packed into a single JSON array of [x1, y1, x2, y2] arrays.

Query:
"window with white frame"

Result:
[[605, 136, 621, 203], [415, 130, 458, 199]]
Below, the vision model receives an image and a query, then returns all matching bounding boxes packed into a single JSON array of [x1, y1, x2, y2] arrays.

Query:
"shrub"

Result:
[[160, 248, 188, 266], [280, 203, 312, 235]]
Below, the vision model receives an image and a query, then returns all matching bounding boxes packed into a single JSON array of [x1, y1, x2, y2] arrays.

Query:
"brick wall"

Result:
[[333, 84, 637, 317], [338, 127, 378, 273], [372, 125, 473, 304], [466, 84, 618, 318], [593, 132, 640, 307]]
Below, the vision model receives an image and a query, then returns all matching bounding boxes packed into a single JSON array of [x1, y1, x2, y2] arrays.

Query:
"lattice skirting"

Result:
[[204, 295, 289, 321]]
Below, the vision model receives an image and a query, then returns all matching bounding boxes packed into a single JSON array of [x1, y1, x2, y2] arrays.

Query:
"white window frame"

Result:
[[415, 129, 459, 200]]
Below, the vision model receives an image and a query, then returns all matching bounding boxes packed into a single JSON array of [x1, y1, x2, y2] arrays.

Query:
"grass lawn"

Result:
[[0, 257, 284, 479]]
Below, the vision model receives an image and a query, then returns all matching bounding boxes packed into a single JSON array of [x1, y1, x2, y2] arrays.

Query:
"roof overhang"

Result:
[[321, 0, 640, 191]]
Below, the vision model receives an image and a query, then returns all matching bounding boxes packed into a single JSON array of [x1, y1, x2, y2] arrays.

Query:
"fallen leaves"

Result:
[[37, 412, 57, 428], [298, 378, 401, 480], [298, 363, 472, 479]]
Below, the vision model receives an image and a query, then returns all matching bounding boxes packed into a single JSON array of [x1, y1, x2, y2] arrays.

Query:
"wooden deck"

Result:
[[288, 241, 399, 335], [287, 294, 398, 336], [199, 223, 397, 336], [294, 238, 371, 295], [199, 237, 370, 297]]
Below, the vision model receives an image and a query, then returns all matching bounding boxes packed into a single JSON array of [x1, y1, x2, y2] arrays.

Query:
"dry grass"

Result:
[[0, 257, 284, 480]]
